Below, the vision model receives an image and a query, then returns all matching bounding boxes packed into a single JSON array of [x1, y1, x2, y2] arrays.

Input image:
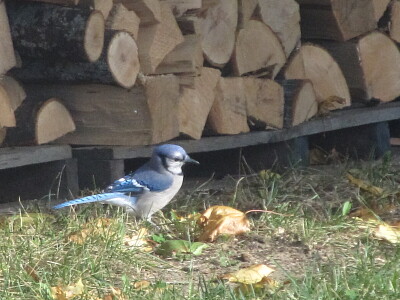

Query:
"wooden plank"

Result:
[[73, 102, 400, 159], [0, 145, 71, 169]]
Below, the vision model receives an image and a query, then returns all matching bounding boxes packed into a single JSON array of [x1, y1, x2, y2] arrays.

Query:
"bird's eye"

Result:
[[173, 158, 181, 162]]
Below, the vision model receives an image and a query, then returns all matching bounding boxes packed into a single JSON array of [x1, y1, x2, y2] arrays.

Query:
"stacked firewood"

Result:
[[0, 0, 399, 147]]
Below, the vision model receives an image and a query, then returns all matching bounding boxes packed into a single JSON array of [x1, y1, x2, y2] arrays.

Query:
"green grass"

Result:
[[1, 155, 400, 299]]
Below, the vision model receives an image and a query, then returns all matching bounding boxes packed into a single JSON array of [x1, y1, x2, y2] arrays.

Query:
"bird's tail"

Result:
[[52, 193, 127, 210]]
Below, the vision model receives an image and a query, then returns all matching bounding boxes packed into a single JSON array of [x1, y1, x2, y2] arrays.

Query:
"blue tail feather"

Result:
[[52, 193, 126, 210]]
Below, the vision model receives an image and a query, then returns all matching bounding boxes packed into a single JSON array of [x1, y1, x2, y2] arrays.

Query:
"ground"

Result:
[[1, 148, 400, 299]]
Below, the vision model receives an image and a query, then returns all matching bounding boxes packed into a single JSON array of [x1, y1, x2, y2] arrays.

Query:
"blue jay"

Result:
[[53, 144, 199, 223]]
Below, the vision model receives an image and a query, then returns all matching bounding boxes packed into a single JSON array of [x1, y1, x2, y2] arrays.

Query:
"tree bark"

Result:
[[297, 0, 377, 41], [7, 1, 105, 62], [283, 43, 351, 110], [320, 31, 400, 102], [4, 97, 75, 146], [232, 20, 286, 79]]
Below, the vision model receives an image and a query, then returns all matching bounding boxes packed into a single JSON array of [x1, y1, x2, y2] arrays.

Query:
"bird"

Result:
[[53, 144, 199, 223]]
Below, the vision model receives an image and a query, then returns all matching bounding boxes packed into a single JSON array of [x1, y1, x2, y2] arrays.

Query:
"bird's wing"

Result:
[[105, 174, 149, 194], [52, 192, 135, 210]]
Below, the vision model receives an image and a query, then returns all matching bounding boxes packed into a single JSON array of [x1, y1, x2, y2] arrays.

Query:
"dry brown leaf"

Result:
[[220, 264, 275, 285], [24, 264, 40, 282], [134, 280, 151, 290], [347, 174, 384, 196], [51, 278, 84, 300], [318, 95, 346, 115], [68, 218, 114, 244], [197, 206, 250, 242], [374, 223, 400, 244], [123, 228, 154, 252]]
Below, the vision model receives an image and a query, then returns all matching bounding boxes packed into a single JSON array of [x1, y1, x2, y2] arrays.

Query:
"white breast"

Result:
[[132, 175, 184, 220]]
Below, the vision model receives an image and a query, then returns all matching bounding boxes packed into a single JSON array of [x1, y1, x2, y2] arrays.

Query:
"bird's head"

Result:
[[153, 144, 199, 175]]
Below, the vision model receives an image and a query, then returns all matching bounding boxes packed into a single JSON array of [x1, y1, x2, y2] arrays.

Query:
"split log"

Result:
[[0, 1, 16, 75], [255, 0, 301, 57], [280, 79, 318, 127], [117, 0, 161, 25], [178, 67, 221, 139], [238, 0, 257, 29], [161, 0, 202, 17], [11, 31, 139, 89], [207, 78, 250, 135], [283, 44, 351, 109], [106, 3, 140, 40], [373, 0, 391, 21], [79, 0, 113, 19], [17, 0, 80, 5], [7, 2, 105, 63], [0, 84, 16, 127], [0, 75, 26, 111], [4, 98, 75, 146], [379, 1, 400, 43], [138, 2, 184, 74], [232, 20, 286, 78], [144, 75, 181, 143], [153, 34, 203, 75], [296, 0, 377, 41], [199, 0, 238, 68], [320, 31, 400, 102], [243, 78, 284, 129], [23, 84, 152, 146]]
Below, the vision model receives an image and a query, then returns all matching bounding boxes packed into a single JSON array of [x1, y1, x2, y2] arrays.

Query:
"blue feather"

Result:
[[52, 193, 128, 209]]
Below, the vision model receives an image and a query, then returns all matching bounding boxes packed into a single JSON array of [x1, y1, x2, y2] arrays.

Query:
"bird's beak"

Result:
[[185, 155, 199, 165]]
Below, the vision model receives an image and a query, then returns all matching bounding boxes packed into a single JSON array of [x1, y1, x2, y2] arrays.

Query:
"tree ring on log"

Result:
[[85, 10, 106, 62]]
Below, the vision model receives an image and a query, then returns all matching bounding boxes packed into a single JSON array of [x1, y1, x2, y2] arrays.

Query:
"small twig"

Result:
[[245, 209, 293, 217]]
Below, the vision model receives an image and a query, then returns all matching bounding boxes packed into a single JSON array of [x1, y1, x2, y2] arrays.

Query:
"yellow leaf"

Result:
[[123, 228, 154, 252], [68, 218, 114, 244], [51, 278, 84, 300], [197, 206, 250, 242], [134, 280, 151, 290], [347, 174, 383, 196], [374, 223, 400, 244], [221, 264, 275, 285]]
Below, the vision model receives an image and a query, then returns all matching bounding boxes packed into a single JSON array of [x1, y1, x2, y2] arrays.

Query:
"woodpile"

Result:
[[0, 0, 398, 148]]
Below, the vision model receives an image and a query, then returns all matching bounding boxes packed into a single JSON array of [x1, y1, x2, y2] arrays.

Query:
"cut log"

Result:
[[232, 20, 286, 78], [23, 84, 152, 146], [207, 78, 250, 135], [17, 0, 80, 5], [373, 0, 391, 21], [178, 67, 221, 139], [144, 75, 181, 143], [0, 85, 16, 127], [255, 0, 300, 57], [243, 78, 284, 129], [0, 1, 16, 75], [138, 2, 184, 74], [7, 2, 105, 62], [238, 0, 257, 29], [280, 79, 318, 127], [161, 0, 202, 17], [379, 1, 400, 43], [0, 75, 26, 111], [199, 0, 238, 67], [283, 44, 351, 109], [117, 0, 161, 25], [296, 0, 377, 41], [11, 31, 139, 89], [4, 98, 75, 146], [153, 34, 203, 75], [320, 31, 400, 102], [79, 0, 113, 19], [106, 3, 140, 40]]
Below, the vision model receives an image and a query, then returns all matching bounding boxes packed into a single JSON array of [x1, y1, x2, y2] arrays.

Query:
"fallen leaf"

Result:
[[220, 264, 275, 285], [134, 280, 151, 290], [318, 95, 346, 115], [155, 240, 208, 258], [347, 173, 383, 196], [68, 218, 114, 244], [374, 223, 400, 244], [197, 206, 251, 242], [51, 278, 84, 300], [24, 264, 40, 282], [123, 228, 154, 252]]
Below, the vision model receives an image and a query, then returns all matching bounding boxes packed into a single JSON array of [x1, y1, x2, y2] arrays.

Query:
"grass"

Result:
[[1, 153, 400, 299]]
